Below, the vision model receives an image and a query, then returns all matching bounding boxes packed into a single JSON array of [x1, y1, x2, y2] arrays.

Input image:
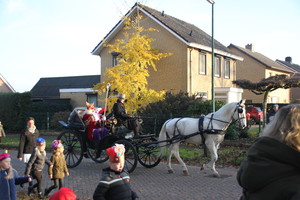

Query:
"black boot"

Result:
[[27, 186, 33, 196], [38, 192, 45, 199], [83, 152, 89, 158], [44, 188, 50, 197]]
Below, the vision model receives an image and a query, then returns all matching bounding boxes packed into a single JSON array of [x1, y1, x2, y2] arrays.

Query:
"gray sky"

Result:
[[1, 0, 299, 92]]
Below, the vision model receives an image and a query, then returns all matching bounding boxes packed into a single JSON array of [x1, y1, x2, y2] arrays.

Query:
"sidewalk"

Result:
[[8, 149, 243, 200]]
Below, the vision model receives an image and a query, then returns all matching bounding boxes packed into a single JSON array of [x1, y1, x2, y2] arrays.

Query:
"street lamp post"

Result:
[[207, 0, 215, 112]]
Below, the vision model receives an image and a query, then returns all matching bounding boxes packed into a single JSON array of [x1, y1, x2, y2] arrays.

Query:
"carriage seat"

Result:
[[67, 108, 86, 130]]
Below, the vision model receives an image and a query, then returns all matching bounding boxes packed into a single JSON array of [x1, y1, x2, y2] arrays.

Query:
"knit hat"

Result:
[[52, 140, 63, 149], [106, 144, 125, 163], [49, 187, 76, 200], [0, 153, 10, 161], [36, 138, 46, 146], [118, 93, 126, 99]]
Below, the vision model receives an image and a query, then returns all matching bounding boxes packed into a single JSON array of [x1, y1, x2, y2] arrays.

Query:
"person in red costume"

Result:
[[82, 102, 98, 141]]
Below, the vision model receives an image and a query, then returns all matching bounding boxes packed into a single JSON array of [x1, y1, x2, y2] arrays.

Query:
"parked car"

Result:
[[246, 106, 263, 125]]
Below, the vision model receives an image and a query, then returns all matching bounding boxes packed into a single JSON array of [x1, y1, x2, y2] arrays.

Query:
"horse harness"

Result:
[[165, 103, 245, 154]]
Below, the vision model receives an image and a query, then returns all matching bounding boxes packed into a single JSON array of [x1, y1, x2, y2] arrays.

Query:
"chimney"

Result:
[[285, 56, 292, 63], [162, 11, 164, 16], [245, 44, 254, 52]]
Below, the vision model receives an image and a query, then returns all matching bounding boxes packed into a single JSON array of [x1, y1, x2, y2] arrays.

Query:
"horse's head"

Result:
[[233, 99, 247, 129]]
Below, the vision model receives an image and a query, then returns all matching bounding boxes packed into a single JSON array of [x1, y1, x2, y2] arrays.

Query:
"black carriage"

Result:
[[58, 108, 161, 173]]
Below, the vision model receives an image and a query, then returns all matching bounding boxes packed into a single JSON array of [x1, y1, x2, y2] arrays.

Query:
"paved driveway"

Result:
[[9, 150, 242, 200]]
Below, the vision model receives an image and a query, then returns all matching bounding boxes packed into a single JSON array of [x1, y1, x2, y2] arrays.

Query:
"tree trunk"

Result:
[[262, 91, 269, 127]]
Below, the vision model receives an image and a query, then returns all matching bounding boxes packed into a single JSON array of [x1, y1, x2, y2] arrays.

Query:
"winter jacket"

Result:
[[93, 167, 137, 200], [25, 148, 52, 176], [0, 168, 30, 200], [237, 137, 300, 200], [112, 100, 131, 127], [0, 123, 5, 137], [17, 128, 39, 158], [48, 153, 68, 179]]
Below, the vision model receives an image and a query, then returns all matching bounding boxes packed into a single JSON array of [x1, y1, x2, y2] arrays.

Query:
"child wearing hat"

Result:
[[0, 152, 32, 200], [25, 138, 53, 198], [93, 144, 138, 200], [44, 140, 69, 197]]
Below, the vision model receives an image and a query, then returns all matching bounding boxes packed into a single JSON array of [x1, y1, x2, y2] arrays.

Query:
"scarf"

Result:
[[25, 125, 36, 136]]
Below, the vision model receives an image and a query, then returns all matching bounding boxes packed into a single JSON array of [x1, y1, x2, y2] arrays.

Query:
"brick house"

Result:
[[276, 57, 300, 101], [91, 3, 243, 104], [228, 44, 293, 104], [0, 73, 15, 93]]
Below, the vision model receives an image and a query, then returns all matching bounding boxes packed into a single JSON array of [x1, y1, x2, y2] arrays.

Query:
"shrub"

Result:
[[225, 123, 240, 140], [186, 100, 225, 116], [50, 111, 71, 130], [139, 91, 195, 115], [0, 92, 32, 132]]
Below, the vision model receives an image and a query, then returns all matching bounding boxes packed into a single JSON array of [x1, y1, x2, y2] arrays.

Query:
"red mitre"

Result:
[[106, 144, 125, 163]]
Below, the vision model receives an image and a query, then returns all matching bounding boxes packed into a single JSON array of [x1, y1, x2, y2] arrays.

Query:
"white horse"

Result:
[[158, 100, 247, 177]]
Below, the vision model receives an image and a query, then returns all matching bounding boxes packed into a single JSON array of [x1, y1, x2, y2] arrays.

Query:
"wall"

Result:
[[228, 47, 290, 103], [0, 79, 14, 93]]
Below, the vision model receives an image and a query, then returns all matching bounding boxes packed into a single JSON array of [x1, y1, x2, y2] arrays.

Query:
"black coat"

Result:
[[112, 100, 131, 126], [237, 137, 300, 200], [18, 128, 40, 158], [93, 167, 137, 200]]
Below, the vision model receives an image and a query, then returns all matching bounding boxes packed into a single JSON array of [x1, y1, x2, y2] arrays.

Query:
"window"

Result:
[[199, 53, 206, 74], [224, 59, 230, 78], [214, 57, 221, 77], [112, 52, 121, 66], [87, 94, 98, 107], [195, 91, 207, 100]]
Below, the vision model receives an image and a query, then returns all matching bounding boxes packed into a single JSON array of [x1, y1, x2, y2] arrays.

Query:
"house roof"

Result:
[[31, 75, 100, 98], [228, 44, 294, 73], [92, 3, 242, 61], [0, 73, 15, 93], [276, 59, 300, 74]]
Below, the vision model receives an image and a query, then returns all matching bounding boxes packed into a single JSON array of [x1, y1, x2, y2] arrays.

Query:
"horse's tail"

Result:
[[158, 120, 170, 156]]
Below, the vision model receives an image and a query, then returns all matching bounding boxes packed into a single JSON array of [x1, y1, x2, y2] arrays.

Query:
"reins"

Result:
[[162, 102, 246, 155]]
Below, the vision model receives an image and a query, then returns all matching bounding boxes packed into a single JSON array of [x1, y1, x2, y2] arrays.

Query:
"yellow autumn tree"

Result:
[[94, 16, 172, 114]]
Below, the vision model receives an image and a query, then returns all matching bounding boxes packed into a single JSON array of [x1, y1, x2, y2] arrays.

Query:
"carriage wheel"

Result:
[[87, 145, 109, 163], [136, 137, 161, 168], [114, 139, 137, 173], [57, 130, 83, 168]]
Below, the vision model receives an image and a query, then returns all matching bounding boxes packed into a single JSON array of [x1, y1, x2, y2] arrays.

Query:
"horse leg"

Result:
[[173, 143, 189, 175], [201, 143, 220, 177], [166, 144, 175, 174]]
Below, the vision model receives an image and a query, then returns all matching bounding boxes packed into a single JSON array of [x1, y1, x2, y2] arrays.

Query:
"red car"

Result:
[[246, 106, 263, 125]]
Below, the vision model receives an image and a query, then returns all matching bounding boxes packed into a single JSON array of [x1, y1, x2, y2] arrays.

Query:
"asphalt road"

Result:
[[8, 149, 243, 200]]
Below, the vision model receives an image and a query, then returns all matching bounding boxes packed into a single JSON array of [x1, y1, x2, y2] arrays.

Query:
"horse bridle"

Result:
[[206, 102, 246, 130], [233, 103, 246, 129]]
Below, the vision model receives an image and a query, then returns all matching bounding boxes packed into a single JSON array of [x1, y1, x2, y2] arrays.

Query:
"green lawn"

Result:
[[1, 128, 259, 168], [0, 135, 54, 151]]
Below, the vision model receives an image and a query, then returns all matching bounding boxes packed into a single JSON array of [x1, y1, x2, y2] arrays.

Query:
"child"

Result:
[[25, 138, 52, 198], [44, 140, 69, 197], [0, 121, 5, 143], [0, 152, 31, 200], [93, 144, 138, 200]]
